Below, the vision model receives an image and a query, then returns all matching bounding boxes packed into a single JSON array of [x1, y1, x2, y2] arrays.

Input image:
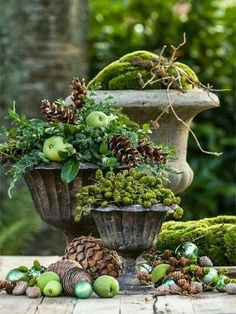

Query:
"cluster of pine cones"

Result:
[[138, 249, 212, 296], [41, 78, 86, 124], [109, 135, 167, 167]]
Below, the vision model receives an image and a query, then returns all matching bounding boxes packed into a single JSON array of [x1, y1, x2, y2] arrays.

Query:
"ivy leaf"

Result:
[[99, 141, 109, 155], [142, 123, 152, 133], [64, 124, 82, 135], [61, 158, 80, 184]]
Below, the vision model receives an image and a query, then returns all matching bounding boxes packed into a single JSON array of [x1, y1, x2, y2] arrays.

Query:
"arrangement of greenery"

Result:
[[0, 79, 176, 197], [75, 168, 183, 222], [156, 216, 236, 266]]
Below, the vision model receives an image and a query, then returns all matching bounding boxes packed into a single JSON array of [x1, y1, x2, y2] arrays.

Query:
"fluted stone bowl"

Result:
[[24, 162, 99, 244], [91, 204, 173, 294]]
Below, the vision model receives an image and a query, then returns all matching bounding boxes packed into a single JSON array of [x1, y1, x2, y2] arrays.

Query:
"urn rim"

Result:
[[91, 204, 177, 213]]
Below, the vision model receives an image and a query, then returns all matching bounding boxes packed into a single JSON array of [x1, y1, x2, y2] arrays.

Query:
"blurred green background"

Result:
[[0, 0, 235, 255]]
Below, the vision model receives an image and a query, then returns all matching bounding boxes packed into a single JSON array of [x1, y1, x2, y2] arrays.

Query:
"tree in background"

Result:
[[88, 0, 235, 219]]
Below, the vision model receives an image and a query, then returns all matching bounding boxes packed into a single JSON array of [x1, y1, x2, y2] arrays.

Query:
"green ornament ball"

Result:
[[216, 275, 229, 292], [175, 242, 199, 262], [202, 267, 218, 285], [75, 281, 93, 299], [6, 268, 27, 281], [162, 276, 176, 286], [28, 267, 46, 278]]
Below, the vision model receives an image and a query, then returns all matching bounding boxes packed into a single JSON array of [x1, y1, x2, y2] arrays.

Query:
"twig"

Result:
[[169, 105, 222, 156]]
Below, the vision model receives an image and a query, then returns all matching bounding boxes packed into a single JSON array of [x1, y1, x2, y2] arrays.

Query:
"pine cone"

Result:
[[41, 99, 76, 123], [0, 280, 18, 294], [12, 281, 29, 295], [137, 141, 168, 164], [154, 284, 170, 296], [109, 135, 140, 167], [169, 271, 185, 281], [199, 256, 213, 267], [48, 259, 92, 296], [177, 278, 190, 291], [26, 286, 41, 298], [71, 78, 87, 109], [169, 283, 182, 295], [178, 257, 191, 268], [161, 250, 173, 260], [225, 283, 236, 295], [195, 266, 203, 277], [169, 257, 179, 267], [189, 282, 203, 294], [138, 272, 152, 285], [63, 236, 122, 279]]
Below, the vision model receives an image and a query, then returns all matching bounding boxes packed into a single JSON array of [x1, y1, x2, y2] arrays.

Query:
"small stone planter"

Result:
[[91, 204, 172, 294], [24, 163, 99, 244], [94, 89, 219, 193]]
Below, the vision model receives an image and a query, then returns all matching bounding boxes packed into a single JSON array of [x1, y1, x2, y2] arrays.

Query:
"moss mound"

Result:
[[88, 50, 198, 90], [156, 216, 236, 266]]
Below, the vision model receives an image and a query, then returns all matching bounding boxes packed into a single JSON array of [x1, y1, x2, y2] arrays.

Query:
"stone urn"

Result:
[[91, 204, 173, 294], [94, 89, 219, 193], [24, 162, 99, 244]]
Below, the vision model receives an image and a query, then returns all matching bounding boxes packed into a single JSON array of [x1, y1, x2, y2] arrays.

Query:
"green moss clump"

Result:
[[155, 216, 236, 266], [88, 50, 199, 90]]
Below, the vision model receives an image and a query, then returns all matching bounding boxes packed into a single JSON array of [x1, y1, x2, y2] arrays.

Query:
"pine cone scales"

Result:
[[41, 99, 75, 123], [63, 236, 122, 279], [109, 135, 140, 166], [137, 141, 167, 163], [71, 78, 87, 109]]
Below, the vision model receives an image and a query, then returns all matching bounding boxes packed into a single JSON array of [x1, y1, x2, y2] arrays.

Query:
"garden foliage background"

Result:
[[0, 0, 235, 254]]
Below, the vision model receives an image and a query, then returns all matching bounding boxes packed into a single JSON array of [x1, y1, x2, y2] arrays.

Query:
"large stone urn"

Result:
[[24, 163, 99, 244], [94, 89, 219, 193]]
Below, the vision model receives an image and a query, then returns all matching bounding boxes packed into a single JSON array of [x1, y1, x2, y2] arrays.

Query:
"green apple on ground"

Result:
[[74, 280, 93, 299], [43, 280, 62, 297], [86, 111, 108, 129], [36, 271, 60, 292], [43, 136, 74, 162], [93, 275, 119, 298], [151, 264, 170, 282]]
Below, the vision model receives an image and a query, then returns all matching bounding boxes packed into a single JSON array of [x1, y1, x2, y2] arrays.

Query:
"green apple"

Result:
[[151, 264, 170, 282], [43, 280, 62, 297], [93, 275, 119, 298], [43, 136, 74, 162], [86, 111, 108, 128], [36, 271, 60, 292]]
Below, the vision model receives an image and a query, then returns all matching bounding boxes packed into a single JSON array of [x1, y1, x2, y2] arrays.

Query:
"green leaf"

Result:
[[61, 158, 80, 184], [99, 141, 109, 154], [38, 152, 49, 163], [64, 124, 82, 135]]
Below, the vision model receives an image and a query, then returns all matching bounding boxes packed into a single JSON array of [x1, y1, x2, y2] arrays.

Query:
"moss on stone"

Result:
[[88, 50, 199, 91], [156, 216, 236, 266]]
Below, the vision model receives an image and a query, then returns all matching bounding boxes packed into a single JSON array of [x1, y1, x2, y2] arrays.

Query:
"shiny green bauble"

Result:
[[6, 268, 27, 281], [75, 281, 93, 299], [216, 275, 229, 292], [175, 242, 199, 262], [162, 276, 176, 286], [202, 267, 218, 285], [28, 267, 46, 278]]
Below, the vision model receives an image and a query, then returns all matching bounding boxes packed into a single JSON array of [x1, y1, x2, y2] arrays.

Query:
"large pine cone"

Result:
[[109, 135, 140, 167], [63, 236, 123, 279], [41, 99, 76, 123], [48, 259, 93, 296]]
